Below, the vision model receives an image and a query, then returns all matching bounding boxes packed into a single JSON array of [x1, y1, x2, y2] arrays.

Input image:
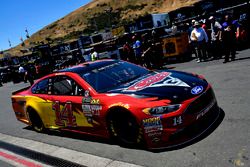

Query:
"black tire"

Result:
[[107, 110, 144, 146], [27, 109, 45, 132]]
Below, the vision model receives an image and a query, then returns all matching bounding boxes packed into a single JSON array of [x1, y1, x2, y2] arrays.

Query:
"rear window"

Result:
[[31, 79, 49, 94]]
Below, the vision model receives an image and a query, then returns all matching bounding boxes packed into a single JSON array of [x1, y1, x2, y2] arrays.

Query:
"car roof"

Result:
[[59, 59, 119, 74]]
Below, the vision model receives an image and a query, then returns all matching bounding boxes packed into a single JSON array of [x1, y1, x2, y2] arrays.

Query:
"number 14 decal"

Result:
[[173, 116, 183, 126], [52, 101, 77, 127]]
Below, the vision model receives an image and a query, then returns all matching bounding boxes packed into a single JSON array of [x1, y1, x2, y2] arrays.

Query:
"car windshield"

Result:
[[80, 61, 149, 92]]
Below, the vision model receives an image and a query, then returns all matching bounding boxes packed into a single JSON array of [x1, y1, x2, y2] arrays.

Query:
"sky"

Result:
[[0, 0, 91, 51]]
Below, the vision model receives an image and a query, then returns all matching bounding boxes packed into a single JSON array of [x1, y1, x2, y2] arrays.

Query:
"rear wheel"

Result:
[[27, 109, 45, 132], [107, 110, 144, 146]]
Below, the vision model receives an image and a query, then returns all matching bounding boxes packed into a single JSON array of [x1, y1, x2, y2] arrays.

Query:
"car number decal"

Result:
[[52, 101, 77, 127], [173, 116, 183, 126]]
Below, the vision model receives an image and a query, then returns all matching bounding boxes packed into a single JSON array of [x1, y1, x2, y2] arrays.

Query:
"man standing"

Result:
[[123, 42, 135, 63], [132, 36, 142, 65], [18, 65, 26, 82], [209, 16, 222, 59], [222, 15, 239, 63], [0, 72, 3, 86], [190, 21, 209, 62]]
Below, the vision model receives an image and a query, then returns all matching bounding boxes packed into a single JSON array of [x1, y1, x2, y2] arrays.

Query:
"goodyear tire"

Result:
[[107, 110, 144, 147], [28, 110, 45, 132]]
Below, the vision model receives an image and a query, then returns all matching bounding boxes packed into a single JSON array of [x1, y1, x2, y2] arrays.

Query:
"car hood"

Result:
[[108, 71, 208, 103]]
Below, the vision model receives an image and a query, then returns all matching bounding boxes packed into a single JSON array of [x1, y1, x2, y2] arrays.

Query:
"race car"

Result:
[[11, 59, 220, 149]]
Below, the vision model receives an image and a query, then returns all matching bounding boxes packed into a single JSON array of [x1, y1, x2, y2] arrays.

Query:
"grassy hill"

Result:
[[5, 0, 200, 57]]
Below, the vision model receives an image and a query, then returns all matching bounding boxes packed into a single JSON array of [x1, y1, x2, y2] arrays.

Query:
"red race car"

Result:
[[11, 60, 220, 149]]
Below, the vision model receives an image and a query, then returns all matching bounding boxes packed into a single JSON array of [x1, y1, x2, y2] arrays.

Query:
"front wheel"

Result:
[[28, 110, 45, 132], [107, 110, 144, 147]]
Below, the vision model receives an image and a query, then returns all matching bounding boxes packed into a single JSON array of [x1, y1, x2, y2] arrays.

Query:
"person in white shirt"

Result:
[[18, 66, 25, 73], [209, 16, 222, 60], [18, 65, 26, 82], [191, 21, 209, 62]]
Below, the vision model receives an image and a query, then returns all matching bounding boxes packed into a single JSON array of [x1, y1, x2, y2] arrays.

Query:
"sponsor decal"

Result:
[[124, 72, 190, 92], [196, 99, 216, 120], [81, 92, 102, 123], [82, 97, 92, 103], [143, 117, 162, 126], [82, 104, 102, 123], [143, 117, 163, 133], [82, 91, 100, 104], [82, 105, 102, 114], [127, 72, 170, 91], [191, 86, 203, 95], [106, 93, 119, 96], [82, 105, 102, 118], [152, 137, 161, 143], [90, 99, 100, 105], [87, 117, 93, 124], [84, 90, 90, 97], [147, 131, 162, 137], [109, 102, 130, 109], [151, 76, 190, 88]]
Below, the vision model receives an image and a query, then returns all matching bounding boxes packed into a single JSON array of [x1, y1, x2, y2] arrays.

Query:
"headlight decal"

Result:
[[143, 104, 181, 116]]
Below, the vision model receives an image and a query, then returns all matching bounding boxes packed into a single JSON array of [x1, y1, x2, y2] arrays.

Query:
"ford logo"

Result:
[[191, 86, 203, 95]]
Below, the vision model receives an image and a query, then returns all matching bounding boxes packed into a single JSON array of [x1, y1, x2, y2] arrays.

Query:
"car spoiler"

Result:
[[12, 86, 30, 95]]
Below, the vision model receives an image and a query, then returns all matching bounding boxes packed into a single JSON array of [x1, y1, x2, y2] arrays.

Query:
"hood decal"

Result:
[[150, 76, 190, 88], [124, 72, 190, 92]]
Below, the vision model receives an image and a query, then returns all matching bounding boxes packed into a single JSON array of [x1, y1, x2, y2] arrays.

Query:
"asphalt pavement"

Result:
[[0, 48, 249, 167], [0, 160, 14, 167]]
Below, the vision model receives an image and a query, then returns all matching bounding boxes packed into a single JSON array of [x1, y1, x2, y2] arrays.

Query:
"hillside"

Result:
[[6, 0, 201, 56]]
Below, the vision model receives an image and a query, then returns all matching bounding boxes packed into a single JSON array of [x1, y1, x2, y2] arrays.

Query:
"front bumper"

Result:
[[142, 85, 221, 149], [145, 101, 220, 150]]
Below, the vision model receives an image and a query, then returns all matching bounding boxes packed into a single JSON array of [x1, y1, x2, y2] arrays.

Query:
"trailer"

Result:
[[161, 32, 190, 61]]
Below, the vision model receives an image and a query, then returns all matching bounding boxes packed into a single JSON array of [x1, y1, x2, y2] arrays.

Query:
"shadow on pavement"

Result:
[[151, 108, 225, 153], [235, 56, 250, 61], [24, 126, 114, 146]]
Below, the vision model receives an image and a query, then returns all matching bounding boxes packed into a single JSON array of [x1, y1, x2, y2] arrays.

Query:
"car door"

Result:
[[29, 77, 54, 127], [49, 75, 95, 129]]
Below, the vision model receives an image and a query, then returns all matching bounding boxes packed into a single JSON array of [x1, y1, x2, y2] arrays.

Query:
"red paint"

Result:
[[0, 151, 43, 167], [11, 60, 218, 149]]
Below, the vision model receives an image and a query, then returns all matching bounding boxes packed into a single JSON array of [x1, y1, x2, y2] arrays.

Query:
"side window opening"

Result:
[[52, 76, 84, 96], [31, 79, 49, 94]]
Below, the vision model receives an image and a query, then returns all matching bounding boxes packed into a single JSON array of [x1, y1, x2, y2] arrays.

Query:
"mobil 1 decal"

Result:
[[125, 72, 189, 92]]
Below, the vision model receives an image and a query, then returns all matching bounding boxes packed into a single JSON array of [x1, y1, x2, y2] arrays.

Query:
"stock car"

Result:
[[11, 59, 220, 149]]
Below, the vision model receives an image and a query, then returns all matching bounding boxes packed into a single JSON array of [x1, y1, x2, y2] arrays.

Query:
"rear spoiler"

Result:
[[12, 86, 31, 95]]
